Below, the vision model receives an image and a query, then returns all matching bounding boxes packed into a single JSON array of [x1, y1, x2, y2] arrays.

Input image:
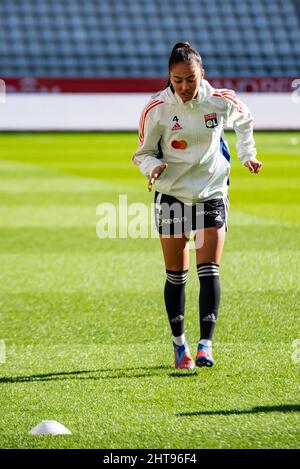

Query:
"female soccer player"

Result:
[[132, 42, 262, 369]]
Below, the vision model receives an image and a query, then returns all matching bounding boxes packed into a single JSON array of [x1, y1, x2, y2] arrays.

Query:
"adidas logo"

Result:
[[171, 122, 183, 131], [202, 313, 216, 323], [215, 215, 222, 222], [171, 314, 184, 323]]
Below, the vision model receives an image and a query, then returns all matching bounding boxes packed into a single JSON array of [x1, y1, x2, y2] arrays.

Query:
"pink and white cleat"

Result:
[[173, 341, 195, 369]]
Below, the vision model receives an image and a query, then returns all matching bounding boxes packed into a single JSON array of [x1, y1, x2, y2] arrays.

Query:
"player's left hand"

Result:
[[244, 159, 263, 174]]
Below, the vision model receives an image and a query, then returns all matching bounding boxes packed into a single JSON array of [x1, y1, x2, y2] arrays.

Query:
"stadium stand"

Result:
[[0, 0, 299, 77]]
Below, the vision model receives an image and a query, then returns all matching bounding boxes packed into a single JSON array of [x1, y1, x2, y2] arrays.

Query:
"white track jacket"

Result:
[[132, 79, 257, 204]]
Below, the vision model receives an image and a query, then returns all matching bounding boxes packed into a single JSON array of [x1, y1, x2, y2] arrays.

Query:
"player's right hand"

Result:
[[148, 163, 168, 192]]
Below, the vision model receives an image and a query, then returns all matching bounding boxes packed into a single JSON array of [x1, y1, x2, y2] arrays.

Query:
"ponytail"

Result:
[[168, 42, 203, 71]]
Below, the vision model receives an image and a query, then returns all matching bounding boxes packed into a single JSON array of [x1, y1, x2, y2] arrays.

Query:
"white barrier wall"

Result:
[[0, 93, 299, 130]]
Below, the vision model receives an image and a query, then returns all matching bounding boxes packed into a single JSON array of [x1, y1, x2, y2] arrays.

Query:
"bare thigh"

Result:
[[159, 234, 190, 271], [194, 226, 226, 265]]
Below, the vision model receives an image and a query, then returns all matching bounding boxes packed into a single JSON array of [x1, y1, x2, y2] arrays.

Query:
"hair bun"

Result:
[[172, 42, 191, 53]]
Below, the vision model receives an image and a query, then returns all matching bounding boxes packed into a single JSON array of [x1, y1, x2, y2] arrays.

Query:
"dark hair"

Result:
[[168, 42, 203, 71]]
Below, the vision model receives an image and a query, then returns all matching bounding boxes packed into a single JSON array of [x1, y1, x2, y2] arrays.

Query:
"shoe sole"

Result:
[[175, 365, 196, 370], [195, 359, 214, 367], [175, 361, 196, 370]]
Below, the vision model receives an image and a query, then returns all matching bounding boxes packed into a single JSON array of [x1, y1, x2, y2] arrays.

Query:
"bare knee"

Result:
[[160, 235, 190, 271]]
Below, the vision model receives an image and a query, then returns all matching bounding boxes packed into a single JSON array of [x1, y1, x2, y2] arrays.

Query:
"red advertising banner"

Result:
[[2, 77, 298, 93]]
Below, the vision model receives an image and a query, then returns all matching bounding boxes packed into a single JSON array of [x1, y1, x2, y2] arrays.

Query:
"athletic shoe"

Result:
[[173, 341, 195, 369], [195, 343, 214, 367]]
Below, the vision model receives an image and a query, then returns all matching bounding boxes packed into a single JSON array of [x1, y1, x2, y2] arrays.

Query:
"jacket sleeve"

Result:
[[132, 105, 163, 178], [225, 96, 257, 164]]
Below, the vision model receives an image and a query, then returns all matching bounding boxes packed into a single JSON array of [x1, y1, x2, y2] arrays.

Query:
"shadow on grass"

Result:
[[0, 365, 184, 383], [169, 370, 198, 378], [178, 404, 300, 417]]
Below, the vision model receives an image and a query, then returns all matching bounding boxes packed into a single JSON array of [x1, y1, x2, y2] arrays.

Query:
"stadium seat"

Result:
[[0, 0, 298, 78]]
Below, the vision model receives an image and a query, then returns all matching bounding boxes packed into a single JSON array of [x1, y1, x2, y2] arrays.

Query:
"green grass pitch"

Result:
[[0, 131, 299, 449]]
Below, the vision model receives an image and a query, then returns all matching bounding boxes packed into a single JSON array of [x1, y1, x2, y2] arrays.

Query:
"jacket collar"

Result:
[[165, 79, 215, 107]]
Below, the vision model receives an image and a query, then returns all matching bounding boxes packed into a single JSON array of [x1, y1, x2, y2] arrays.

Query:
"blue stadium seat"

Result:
[[0, 0, 298, 78]]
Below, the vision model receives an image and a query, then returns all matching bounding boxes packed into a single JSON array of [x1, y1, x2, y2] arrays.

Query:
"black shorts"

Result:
[[154, 191, 229, 236]]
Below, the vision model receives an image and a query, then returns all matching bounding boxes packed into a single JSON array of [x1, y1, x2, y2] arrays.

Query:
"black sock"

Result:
[[197, 263, 220, 340], [164, 270, 188, 337]]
